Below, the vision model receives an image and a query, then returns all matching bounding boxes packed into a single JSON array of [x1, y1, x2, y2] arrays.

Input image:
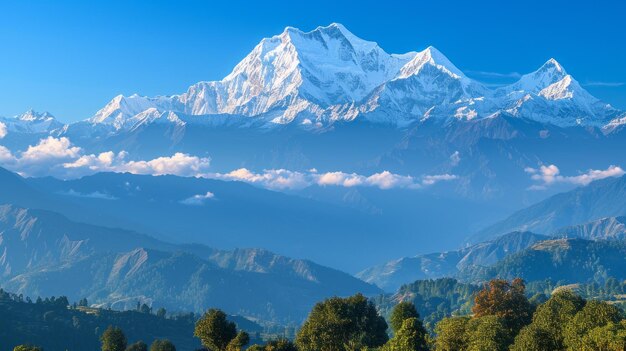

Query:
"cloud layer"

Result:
[[0, 136, 457, 192], [526, 164, 625, 190], [211, 168, 457, 190], [0, 136, 211, 178]]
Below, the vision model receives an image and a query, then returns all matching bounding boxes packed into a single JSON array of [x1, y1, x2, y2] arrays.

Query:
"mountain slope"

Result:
[[472, 175, 626, 242], [0, 204, 381, 322], [552, 216, 626, 241], [22, 168, 504, 271], [0, 110, 63, 134], [357, 231, 548, 291], [496, 59, 618, 127], [89, 23, 416, 128], [467, 238, 626, 284]]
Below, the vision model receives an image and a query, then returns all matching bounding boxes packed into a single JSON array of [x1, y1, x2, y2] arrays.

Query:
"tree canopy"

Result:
[[389, 302, 420, 334], [296, 294, 388, 351], [194, 309, 243, 351], [472, 278, 533, 333], [383, 317, 429, 351], [563, 300, 623, 350], [149, 339, 176, 351], [101, 326, 127, 351], [126, 341, 148, 351]]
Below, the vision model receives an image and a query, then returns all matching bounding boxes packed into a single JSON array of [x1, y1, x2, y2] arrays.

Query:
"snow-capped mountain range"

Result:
[[2, 23, 623, 134], [0, 109, 63, 134], [2, 22, 626, 207], [63, 23, 623, 131]]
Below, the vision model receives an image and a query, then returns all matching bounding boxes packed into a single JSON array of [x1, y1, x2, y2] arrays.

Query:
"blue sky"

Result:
[[1, 0, 624, 122]]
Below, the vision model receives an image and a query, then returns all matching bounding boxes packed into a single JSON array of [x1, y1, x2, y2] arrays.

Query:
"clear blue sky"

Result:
[[1, 0, 624, 122]]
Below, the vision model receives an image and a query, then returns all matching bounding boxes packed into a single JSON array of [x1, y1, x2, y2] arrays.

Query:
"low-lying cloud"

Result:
[[0, 122, 7, 139], [525, 164, 625, 190], [0, 136, 457, 191], [59, 189, 118, 200], [0, 136, 211, 178], [21, 136, 81, 163], [180, 192, 216, 206], [212, 168, 457, 190]]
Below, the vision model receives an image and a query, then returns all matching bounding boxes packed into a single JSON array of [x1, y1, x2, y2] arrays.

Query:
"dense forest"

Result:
[[0, 289, 265, 351], [5, 277, 626, 351]]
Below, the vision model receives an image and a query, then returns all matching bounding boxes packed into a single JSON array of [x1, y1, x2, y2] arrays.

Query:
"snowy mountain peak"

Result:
[[1, 109, 64, 134], [89, 94, 172, 128], [506, 58, 569, 94], [17, 109, 56, 122], [539, 75, 577, 100], [282, 23, 379, 54], [544, 58, 565, 73], [398, 46, 464, 79], [83, 24, 620, 130], [213, 23, 416, 115]]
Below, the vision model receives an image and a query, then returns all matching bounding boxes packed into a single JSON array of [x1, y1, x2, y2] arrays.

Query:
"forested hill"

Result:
[[0, 289, 201, 350]]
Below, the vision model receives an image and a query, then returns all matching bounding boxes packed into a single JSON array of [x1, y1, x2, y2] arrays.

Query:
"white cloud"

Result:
[[0, 136, 211, 178], [62, 150, 210, 178], [180, 192, 216, 206], [60, 189, 117, 200], [526, 164, 625, 189], [21, 136, 81, 163], [365, 171, 416, 189], [422, 174, 458, 186], [213, 168, 310, 190], [0, 122, 7, 139], [64, 151, 124, 171], [121, 153, 211, 176], [317, 171, 365, 187], [0, 145, 15, 163], [212, 168, 457, 190], [0, 137, 457, 192], [0, 137, 83, 176], [567, 166, 625, 185]]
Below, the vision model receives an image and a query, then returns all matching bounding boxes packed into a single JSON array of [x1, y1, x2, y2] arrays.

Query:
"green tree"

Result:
[[149, 339, 176, 351], [126, 341, 148, 351], [564, 300, 623, 350], [580, 320, 626, 351], [226, 331, 250, 351], [389, 302, 419, 334], [434, 316, 469, 351], [101, 326, 128, 351], [264, 339, 298, 351], [296, 294, 389, 351], [509, 324, 559, 351], [530, 290, 585, 349], [383, 317, 429, 351], [465, 316, 509, 351], [13, 346, 43, 351], [472, 279, 532, 333], [194, 309, 238, 351]]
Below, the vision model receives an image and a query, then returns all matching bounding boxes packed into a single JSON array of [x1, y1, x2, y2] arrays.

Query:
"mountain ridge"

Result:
[[0, 203, 381, 322], [3, 24, 620, 132]]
